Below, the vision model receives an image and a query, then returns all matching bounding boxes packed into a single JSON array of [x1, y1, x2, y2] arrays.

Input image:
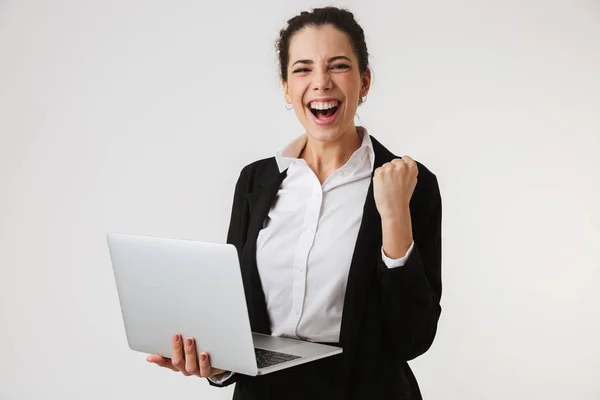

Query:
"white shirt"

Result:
[[209, 128, 414, 384], [256, 127, 413, 343]]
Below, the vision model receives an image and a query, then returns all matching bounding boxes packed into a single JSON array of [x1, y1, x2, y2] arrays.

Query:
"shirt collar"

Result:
[[275, 126, 375, 173]]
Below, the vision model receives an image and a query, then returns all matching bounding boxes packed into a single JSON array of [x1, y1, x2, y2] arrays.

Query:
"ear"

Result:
[[360, 68, 372, 97], [282, 79, 291, 104]]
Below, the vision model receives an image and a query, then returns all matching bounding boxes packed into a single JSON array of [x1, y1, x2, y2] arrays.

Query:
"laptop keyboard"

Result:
[[254, 348, 301, 369]]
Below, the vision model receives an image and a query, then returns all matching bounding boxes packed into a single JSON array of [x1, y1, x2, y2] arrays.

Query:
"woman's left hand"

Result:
[[147, 334, 227, 379], [373, 156, 418, 220]]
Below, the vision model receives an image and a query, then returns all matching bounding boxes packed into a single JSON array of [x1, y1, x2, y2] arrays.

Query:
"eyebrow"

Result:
[[291, 56, 352, 67]]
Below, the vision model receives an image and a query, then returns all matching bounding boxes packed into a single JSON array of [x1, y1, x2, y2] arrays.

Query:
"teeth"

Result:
[[310, 100, 339, 110]]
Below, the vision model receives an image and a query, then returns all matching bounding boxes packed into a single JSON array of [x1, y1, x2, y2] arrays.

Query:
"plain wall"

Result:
[[1, 0, 599, 399]]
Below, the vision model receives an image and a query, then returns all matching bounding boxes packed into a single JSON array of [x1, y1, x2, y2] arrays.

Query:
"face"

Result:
[[282, 24, 371, 143]]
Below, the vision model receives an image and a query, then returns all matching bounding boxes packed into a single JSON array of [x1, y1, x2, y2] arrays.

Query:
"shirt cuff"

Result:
[[207, 371, 234, 384], [381, 241, 414, 268]]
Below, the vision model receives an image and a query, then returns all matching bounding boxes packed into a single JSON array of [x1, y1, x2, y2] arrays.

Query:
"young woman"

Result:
[[148, 7, 442, 400]]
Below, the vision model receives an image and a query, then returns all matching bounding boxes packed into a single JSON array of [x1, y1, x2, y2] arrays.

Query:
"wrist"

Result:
[[381, 210, 413, 259], [381, 210, 410, 226]]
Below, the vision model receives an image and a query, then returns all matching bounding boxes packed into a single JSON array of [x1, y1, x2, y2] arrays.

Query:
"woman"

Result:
[[147, 6, 442, 400]]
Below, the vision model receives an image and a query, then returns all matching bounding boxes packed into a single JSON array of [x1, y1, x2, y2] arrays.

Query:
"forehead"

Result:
[[288, 24, 355, 62]]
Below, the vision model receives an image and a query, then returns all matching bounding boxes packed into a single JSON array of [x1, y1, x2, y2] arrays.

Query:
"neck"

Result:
[[300, 126, 362, 184]]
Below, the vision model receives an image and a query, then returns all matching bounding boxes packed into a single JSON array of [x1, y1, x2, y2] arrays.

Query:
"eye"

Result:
[[331, 64, 350, 70], [293, 68, 311, 73]]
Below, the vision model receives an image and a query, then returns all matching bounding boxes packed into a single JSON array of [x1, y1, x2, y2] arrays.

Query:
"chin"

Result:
[[305, 126, 345, 143], [312, 122, 356, 142]]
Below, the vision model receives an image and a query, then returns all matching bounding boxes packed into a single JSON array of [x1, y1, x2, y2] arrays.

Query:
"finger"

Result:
[[391, 158, 406, 170], [171, 334, 191, 376], [147, 354, 179, 372], [405, 158, 419, 177], [200, 352, 223, 378], [377, 163, 393, 177], [199, 351, 211, 378], [374, 166, 382, 176], [401, 156, 418, 170], [184, 337, 200, 377]]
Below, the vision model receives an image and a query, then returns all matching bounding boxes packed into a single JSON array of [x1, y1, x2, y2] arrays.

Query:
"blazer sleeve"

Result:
[[377, 171, 442, 361], [207, 167, 251, 388]]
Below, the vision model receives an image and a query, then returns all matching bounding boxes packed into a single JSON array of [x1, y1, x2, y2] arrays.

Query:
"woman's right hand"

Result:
[[147, 333, 228, 379]]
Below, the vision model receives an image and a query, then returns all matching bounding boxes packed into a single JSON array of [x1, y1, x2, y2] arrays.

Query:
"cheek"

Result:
[[291, 87, 304, 102], [346, 80, 362, 98], [339, 81, 361, 106], [287, 78, 308, 102], [336, 84, 360, 106], [343, 101, 359, 118]]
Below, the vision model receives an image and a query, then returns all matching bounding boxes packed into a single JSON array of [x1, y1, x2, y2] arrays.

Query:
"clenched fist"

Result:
[[373, 156, 418, 220]]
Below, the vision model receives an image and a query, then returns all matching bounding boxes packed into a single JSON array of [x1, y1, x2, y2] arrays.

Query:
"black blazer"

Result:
[[209, 136, 442, 400]]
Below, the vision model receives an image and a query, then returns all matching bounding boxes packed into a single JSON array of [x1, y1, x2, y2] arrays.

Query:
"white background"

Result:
[[1, 0, 599, 399]]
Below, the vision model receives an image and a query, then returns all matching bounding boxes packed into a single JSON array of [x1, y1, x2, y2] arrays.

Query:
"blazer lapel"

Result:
[[241, 161, 287, 334], [338, 135, 395, 367]]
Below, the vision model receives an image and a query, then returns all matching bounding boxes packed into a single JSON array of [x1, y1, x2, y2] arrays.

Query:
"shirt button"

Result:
[[307, 228, 313, 235]]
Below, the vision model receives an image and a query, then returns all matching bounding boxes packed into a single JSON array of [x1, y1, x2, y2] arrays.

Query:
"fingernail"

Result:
[[201, 354, 207, 361], [186, 338, 193, 347], [172, 334, 180, 343]]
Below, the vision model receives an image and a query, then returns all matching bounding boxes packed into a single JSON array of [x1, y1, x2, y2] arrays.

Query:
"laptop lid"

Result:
[[106, 233, 259, 376]]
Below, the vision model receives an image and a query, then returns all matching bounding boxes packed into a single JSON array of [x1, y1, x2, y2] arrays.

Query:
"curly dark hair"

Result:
[[276, 6, 370, 87]]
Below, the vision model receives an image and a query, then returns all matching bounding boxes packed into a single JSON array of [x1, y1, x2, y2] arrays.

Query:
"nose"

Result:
[[312, 69, 332, 92]]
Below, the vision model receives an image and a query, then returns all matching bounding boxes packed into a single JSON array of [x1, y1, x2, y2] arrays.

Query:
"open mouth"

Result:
[[308, 100, 341, 124], [310, 105, 339, 118]]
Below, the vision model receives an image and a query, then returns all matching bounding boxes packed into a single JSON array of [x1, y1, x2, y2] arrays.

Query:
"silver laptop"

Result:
[[106, 232, 342, 376]]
